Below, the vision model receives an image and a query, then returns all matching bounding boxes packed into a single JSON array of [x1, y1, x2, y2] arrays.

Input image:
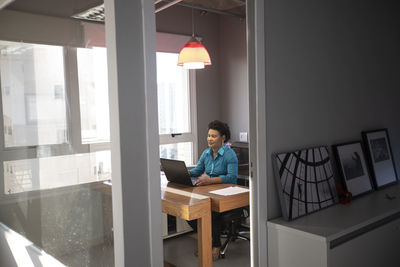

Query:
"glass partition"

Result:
[[0, 10, 114, 267], [0, 41, 68, 147], [77, 47, 110, 144], [4, 151, 111, 194]]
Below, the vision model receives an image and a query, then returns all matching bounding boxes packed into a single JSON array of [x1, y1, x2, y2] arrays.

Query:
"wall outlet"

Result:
[[239, 132, 248, 142]]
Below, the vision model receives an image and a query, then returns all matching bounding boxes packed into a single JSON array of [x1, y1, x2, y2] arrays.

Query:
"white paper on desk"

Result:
[[209, 186, 249, 196]]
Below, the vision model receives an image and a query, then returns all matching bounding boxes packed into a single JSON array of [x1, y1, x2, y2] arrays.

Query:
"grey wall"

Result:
[[156, 6, 221, 156], [219, 15, 249, 142], [265, 0, 400, 219], [0, 9, 83, 47]]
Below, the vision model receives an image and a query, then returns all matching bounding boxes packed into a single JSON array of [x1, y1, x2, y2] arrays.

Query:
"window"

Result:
[[156, 52, 197, 165], [77, 47, 110, 144], [4, 150, 111, 194], [159, 142, 193, 165], [0, 41, 68, 147], [0, 41, 111, 194]]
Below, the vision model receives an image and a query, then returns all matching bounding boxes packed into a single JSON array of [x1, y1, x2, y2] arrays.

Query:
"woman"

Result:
[[188, 120, 238, 260]]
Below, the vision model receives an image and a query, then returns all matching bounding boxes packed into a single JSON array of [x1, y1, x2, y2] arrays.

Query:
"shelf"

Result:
[[269, 182, 400, 243], [268, 183, 400, 267]]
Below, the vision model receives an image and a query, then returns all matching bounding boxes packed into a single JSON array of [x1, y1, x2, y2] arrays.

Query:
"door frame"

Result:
[[105, 0, 267, 266], [247, 0, 268, 266]]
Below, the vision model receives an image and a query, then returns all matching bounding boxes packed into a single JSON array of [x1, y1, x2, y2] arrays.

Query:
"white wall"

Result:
[[265, 0, 400, 219], [219, 15, 249, 142]]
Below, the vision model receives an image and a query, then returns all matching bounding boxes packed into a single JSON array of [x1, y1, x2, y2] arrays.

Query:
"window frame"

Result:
[[157, 59, 198, 164], [66, 46, 111, 154], [76, 46, 111, 146], [0, 44, 71, 150], [0, 42, 111, 198], [0, 44, 110, 154]]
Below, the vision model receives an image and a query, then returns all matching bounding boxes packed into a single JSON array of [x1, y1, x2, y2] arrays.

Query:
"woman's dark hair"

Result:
[[208, 120, 231, 143]]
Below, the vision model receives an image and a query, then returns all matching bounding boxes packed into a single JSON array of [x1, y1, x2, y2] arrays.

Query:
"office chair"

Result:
[[219, 207, 250, 258]]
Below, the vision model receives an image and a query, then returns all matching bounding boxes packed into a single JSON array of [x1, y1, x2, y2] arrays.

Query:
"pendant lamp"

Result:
[[177, 8, 211, 69]]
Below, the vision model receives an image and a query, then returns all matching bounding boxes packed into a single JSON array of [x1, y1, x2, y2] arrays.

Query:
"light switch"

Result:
[[239, 132, 248, 142]]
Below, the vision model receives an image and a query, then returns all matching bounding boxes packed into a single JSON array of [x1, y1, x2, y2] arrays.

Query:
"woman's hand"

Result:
[[194, 176, 212, 186]]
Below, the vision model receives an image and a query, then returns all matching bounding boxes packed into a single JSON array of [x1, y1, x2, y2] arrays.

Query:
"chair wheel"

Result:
[[220, 253, 225, 259]]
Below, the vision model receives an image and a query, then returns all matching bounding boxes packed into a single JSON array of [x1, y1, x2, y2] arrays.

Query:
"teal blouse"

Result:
[[189, 145, 238, 184]]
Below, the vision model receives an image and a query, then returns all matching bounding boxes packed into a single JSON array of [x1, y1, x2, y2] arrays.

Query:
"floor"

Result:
[[58, 230, 250, 267], [57, 243, 114, 267], [163, 232, 250, 267]]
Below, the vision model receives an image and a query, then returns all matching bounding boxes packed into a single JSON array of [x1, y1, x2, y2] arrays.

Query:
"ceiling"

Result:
[[4, 0, 246, 22], [5, 0, 103, 18], [156, 0, 245, 18]]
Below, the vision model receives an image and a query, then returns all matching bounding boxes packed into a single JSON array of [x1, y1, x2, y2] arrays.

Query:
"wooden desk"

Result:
[[191, 184, 250, 212], [92, 181, 213, 267], [161, 182, 249, 267], [161, 180, 250, 213], [161, 187, 212, 267], [92, 178, 249, 267]]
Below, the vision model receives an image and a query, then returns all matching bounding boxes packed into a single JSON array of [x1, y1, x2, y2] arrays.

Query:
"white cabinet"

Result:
[[329, 217, 400, 267], [268, 184, 400, 267], [162, 213, 193, 239]]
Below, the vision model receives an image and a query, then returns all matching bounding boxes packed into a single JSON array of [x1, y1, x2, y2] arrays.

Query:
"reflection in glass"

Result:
[[4, 151, 111, 194], [77, 47, 110, 144], [160, 142, 193, 165], [0, 41, 68, 147], [0, 222, 67, 266], [0, 40, 114, 266]]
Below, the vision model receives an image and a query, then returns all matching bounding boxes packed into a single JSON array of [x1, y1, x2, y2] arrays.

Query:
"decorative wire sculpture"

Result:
[[273, 146, 338, 220]]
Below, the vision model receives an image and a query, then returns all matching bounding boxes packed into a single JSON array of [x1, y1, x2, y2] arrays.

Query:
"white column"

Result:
[[105, 0, 163, 266], [247, 0, 268, 266]]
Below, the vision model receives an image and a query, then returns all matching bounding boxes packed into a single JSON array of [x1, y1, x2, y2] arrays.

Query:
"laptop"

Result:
[[160, 158, 197, 186]]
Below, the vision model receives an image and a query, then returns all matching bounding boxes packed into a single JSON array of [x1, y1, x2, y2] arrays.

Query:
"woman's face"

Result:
[[207, 129, 225, 150]]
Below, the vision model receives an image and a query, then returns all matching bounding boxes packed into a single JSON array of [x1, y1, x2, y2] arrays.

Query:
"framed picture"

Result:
[[332, 142, 374, 197], [362, 129, 398, 189], [272, 146, 338, 221]]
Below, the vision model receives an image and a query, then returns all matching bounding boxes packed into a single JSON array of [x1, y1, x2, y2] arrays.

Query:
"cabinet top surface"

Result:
[[268, 183, 400, 240]]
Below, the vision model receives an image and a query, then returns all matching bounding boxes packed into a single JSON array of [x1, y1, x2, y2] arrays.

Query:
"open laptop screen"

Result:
[[160, 158, 196, 186]]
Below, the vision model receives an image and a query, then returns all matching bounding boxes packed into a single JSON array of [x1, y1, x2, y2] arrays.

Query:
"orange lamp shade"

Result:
[[177, 40, 211, 69]]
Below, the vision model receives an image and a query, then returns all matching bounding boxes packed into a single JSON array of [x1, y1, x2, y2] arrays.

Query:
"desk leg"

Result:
[[198, 213, 212, 267]]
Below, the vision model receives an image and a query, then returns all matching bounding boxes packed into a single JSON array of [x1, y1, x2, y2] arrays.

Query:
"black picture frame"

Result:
[[332, 141, 374, 197], [362, 129, 398, 189]]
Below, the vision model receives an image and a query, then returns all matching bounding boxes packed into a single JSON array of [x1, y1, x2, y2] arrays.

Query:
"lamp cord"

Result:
[[191, 7, 194, 38]]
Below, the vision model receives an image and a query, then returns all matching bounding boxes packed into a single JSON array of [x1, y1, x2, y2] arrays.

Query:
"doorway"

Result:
[[152, 0, 267, 266], [104, 0, 267, 266]]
